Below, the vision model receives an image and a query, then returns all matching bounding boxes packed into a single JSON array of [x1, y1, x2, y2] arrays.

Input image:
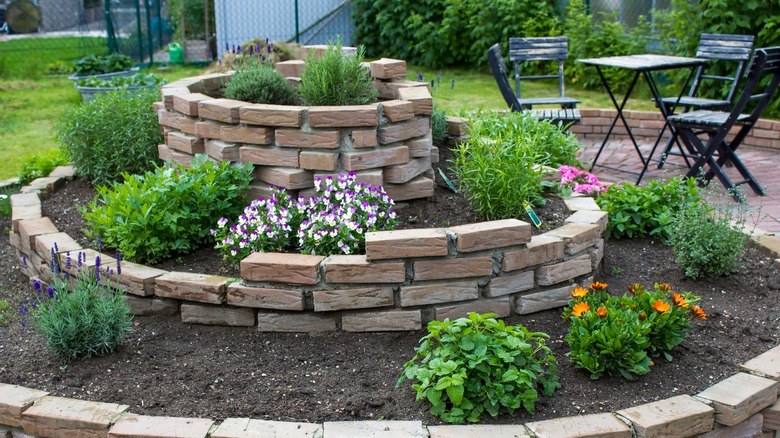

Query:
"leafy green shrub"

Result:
[[75, 73, 167, 88], [669, 196, 749, 279], [596, 177, 700, 240], [22, 254, 132, 359], [432, 105, 448, 144], [397, 313, 560, 424], [564, 282, 706, 379], [72, 53, 134, 76], [451, 111, 582, 219], [224, 63, 298, 105], [18, 149, 69, 185], [56, 87, 163, 186], [82, 155, 253, 264], [298, 38, 378, 106]]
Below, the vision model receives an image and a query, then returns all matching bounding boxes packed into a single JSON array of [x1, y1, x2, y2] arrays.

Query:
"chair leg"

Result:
[[705, 141, 765, 196]]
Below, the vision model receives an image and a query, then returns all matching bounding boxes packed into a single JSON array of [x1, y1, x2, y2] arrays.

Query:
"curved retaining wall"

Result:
[[9, 165, 605, 332]]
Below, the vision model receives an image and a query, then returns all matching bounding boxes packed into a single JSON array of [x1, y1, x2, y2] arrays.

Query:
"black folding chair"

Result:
[[668, 47, 780, 201], [657, 34, 755, 168], [487, 43, 581, 126], [508, 37, 580, 110]]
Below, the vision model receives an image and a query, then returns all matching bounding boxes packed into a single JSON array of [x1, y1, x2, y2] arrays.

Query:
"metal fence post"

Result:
[[145, 0, 154, 63], [104, 0, 117, 53], [294, 0, 300, 43], [135, 0, 144, 61]]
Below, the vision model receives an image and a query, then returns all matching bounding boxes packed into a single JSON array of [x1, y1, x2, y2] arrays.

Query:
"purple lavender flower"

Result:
[[21, 255, 27, 268], [95, 256, 101, 282], [430, 79, 435, 88], [115, 251, 122, 276], [97, 235, 102, 252], [54, 242, 59, 253], [46, 286, 55, 299], [417, 72, 423, 82], [32, 279, 41, 292], [225, 42, 229, 52], [249, 45, 254, 56], [65, 252, 71, 270], [267, 43, 272, 55], [451, 79, 455, 89], [77, 251, 83, 268]]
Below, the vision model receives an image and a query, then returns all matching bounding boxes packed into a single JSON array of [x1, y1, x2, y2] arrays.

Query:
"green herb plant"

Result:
[[56, 87, 163, 186], [432, 105, 449, 144], [596, 177, 700, 240], [82, 155, 253, 264], [17, 149, 69, 185], [72, 53, 134, 77], [0, 299, 12, 326], [397, 312, 560, 424], [223, 63, 298, 105], [298, 37, 378, 106]]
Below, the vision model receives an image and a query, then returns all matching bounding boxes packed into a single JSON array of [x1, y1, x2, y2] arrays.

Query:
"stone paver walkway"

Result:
[[577, 138, 780, 234]]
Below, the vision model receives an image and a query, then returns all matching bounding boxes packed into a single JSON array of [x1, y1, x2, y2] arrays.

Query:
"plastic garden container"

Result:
[[75, 83, 157, 102], [169, 43, 184, 64], [67, 67, 140, 83]]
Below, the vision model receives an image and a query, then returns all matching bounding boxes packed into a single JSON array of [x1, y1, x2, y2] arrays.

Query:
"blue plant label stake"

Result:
[[524, 202, 542, 228]]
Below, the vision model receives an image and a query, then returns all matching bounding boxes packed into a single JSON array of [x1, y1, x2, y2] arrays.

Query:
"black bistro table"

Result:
[[578, 54, 709, 183]]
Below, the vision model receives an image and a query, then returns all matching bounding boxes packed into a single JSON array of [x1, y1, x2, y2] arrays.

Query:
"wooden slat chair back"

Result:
[[508, 37, 580, 110], [487, 43, 580, 126], [667, 47, 780, 200]]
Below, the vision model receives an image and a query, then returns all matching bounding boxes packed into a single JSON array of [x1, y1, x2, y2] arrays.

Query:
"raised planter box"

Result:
[[75, 83, 157, 102], [67, 67, 140, 83]]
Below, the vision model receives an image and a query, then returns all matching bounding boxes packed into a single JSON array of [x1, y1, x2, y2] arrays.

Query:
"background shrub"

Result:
[[56, 88, 163, 186], [82, 155, 253, 264], [596, 177, 700, 240], [72, 53, 134, 76], [18, 149, 69, 185], [397, 313, 559, 424], [224, 63, 299, 105], [299, 38, 377, 106], [452, 111, 581, 219]]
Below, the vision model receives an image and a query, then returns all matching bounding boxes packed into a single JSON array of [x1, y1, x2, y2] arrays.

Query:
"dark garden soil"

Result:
[[1, 149, 779, 425]]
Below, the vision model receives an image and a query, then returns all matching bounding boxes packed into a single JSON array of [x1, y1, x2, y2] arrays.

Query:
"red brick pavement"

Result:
[[577, 137, 780, 234]]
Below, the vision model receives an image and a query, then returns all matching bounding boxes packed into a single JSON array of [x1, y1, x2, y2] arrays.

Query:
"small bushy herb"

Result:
[[18, 149, 69, 185], [397, 313, 560, 424], [431, 105, 448, 144], [669, 195, 749, 279], [76, 73, 166, 88], [21, 251, 132, 359], [72, 53, 134, 76], [224, 63, 298, 105], [0, 299, 12, 326], [83, 155, 253, 264], [299, 37, 378, 106], [596, 177, 700, 240], [56, 87, 163, 186]]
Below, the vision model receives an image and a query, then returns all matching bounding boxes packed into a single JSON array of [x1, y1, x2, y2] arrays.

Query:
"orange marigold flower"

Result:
[[691, 305, 707, 320], [596, 307, 608, 318], [571, 302, 590, 317], [671, 292, 689, 308], [571, 287, 588, 299], [655, 282, 672, 293], [652, 299, 671, 314], [627, 283, 645, 295], [590, 281, 608, 291]]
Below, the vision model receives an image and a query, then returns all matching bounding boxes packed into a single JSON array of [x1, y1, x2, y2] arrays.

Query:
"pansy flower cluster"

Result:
[[557, 165, 606, 196], [563, 281, 706, 380], [213, 172, 396, 266]]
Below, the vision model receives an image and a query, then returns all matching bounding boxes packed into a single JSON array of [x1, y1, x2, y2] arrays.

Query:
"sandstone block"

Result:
[[173, 92, 211, 116], [161, 86, 190, 109], [449, 219, 531, 253], [445, 116, 469, 137], [275, 60, 305, 78], [109, 260, 167, 297], [546, 223, 602, 255], [174, 115, 198, 136], [299, 151, 339, 171], [205, 139, 239, 161], [486, 270, 535, 297], [11, 204, 42, 233], [10, 192, 40, 207], [124, 296, 180, 316], [180, 303, 255, 326], [382, 100, 415, 122], [564, 209, 609, 235], [696, 372, 778, 426], [741, 345, 780, 380], [616, 395, 714, 438], [324, 255, 405, 283], [435, 298, 511, 321], [256, 312, 338, 332], [370, 58, 407, 79], [18, 217, 57, 250], [108, 414, 214, 438], [154, 271, 230, 304], [382, 175, 434, 201], [314, 169, 384, 189], [195, 120, 224, 139], [21, 396, 129, 438], [241, 146, 300, 168], [430, 145, 439, 163], [698, 413, 764, 438], [351, 129, 378, 148], [221, 125, 274, 145], [400, 279, 479, 307], [384, 157, 431, 184], [254, 167, 313, 190], [275, 129, 340, 149], [246, 183, 275, 202], [563, 196, 601, 211], [241, 252, 324, 285], [377, 118, 430, 144], [313, 286, 394, 311], [240, 104, 304, 127], [536, 254, 593, 286], [48, 165, 76, 180], [414, 256, 493, 281], [211, 418, 322, 438], [513, 283, 578, 315], [526, 413, 632, 438], [406, 130, 432, 157], [158, 109, 181, 129], [591, 238, 605, 270], [765, 398, 780, 430], [308, 105, 378, 128], [428, 424, 530, 438], [502, 235, 565, 272], [226, 284, 304, 310], [341, 310, 422, 332], [365, 228, 448, 260], [373, 80, 428, 100], [198, 98, 244, 123], [398, 86, 433, 115], [0, 383, 49, 428], [35, 232, 82, 263], [167, 131, 205, 154], [341, 145, 409, 171]]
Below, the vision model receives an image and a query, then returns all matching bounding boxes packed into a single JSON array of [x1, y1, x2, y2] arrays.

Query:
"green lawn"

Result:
[[0, 37, 107, 79]]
